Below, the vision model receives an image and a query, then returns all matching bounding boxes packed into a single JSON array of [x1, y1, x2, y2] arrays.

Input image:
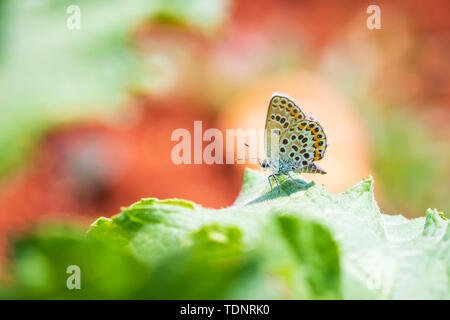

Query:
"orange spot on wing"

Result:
[[314, 150, 320, 160]]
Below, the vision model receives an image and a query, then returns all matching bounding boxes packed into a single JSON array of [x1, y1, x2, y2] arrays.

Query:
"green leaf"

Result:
[[1, 169, 448, 299]]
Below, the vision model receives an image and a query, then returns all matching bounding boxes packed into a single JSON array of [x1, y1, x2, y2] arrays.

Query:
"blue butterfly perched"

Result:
[[260, 93, 328, 192]]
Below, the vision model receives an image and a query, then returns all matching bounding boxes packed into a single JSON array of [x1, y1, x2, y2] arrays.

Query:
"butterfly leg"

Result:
[[272, 174, 281, 194], [267, 175, 274, 193], [268, 174, 281, 194], [287, 171, 300, 189]]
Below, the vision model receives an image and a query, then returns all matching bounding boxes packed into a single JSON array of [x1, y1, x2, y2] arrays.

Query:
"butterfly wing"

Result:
[[264, 93, 306, 164], [279, 117, 328, 174]]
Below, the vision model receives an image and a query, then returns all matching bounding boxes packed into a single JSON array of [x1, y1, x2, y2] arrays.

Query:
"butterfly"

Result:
[[259, 93, 328, 192]]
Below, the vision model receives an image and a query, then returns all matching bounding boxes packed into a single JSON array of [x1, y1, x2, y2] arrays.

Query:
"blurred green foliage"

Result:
[[1, 169, 448, 299], [0, 0, 227, 177], [0, 0, 146, 176], [363, 105, 450, 217]]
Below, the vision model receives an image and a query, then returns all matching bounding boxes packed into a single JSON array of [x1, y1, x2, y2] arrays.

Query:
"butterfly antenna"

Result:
[[238, 143, 263, 166], [244, 143, 260, 153]]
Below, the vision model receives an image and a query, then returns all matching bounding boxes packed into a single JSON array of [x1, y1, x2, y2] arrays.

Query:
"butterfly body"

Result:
[[261, 93, 328, 192]]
